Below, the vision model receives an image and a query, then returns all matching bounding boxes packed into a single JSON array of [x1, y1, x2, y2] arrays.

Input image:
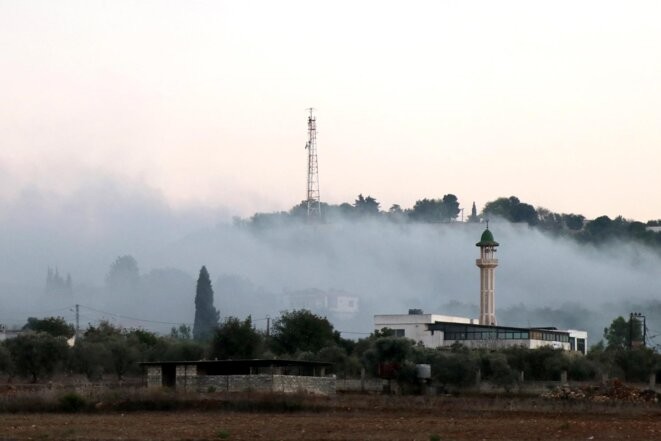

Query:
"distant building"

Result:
[[374, 227, 588, 354], [0, 325, 21, 342], [284, 288, 359, 320]]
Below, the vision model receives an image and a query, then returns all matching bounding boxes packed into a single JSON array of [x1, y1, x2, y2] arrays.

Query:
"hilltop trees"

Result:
[[193, 266, 220, 341], [483, 196, 538, 225], [408, 194, 461, 222]]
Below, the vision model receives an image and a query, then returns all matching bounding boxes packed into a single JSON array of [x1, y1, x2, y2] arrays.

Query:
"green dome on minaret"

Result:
[[476, 228, 499, 247]]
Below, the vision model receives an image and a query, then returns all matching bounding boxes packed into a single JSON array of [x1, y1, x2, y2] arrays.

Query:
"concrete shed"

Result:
[[139, 359, 335, 395]]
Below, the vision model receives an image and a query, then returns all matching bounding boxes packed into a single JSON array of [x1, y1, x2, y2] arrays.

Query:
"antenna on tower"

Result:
[[305, 108, 321, 220]]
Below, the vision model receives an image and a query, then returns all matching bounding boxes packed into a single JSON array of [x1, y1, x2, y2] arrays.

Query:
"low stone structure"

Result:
[[140, 359, 335, 395]]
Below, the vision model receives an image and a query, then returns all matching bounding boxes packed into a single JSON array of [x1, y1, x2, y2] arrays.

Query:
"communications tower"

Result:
[[476, 224, 499, 326], [305, 108, 321, 219]]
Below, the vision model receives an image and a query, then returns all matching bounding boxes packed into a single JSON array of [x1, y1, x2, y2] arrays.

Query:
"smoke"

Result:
[[0, 177, 659, 346]]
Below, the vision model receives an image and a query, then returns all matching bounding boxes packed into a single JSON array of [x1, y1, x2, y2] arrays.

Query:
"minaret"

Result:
[[476, 224, 499, 326]]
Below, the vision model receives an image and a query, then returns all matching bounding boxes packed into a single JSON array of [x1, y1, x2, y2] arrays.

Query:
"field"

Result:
[[1, 394, 660, 441]]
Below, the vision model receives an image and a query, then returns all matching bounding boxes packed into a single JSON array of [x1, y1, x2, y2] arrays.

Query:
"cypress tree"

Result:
[[193, 266, 219, 341]]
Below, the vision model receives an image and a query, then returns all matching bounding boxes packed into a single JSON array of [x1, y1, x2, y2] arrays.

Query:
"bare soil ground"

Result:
[[1, 394, 660, 441]]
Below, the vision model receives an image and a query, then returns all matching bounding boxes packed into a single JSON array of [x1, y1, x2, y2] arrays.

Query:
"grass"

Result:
[[0, 387, 329, 414], [216, 429, 231, 439]]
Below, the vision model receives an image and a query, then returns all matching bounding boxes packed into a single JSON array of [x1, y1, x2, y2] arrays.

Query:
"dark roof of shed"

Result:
[[138, 358, 332, 368]]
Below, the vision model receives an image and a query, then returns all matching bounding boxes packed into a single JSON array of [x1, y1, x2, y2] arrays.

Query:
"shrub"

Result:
[[58, 392, 87, 413]]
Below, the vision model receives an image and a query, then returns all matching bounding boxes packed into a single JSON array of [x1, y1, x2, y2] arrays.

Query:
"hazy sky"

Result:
[[2, 1, 660, 220]]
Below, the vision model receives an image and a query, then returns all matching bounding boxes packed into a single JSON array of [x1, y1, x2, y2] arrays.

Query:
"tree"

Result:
[[210, 316, 262, 360], [193, 266, 219, 341], [354, 194, 380, 216], [440, 194, 460, 221], [70, 340, 111, 381], [562, 213, 585, 231], [0, 345, 11, 375], [23, 316, 74, 338], [5, 333, 69, 382], [270, 309, 339, 355], [408, 198, 443, 222], [603, 316, 643, 350], [408, 194, 460, 222], [170, 324, 192, 340], [483, 196, 538, 225], [106, 255, 140, 292]]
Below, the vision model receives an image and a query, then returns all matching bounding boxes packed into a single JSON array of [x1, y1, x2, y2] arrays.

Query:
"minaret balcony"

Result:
[[476, 258, 498, 267]]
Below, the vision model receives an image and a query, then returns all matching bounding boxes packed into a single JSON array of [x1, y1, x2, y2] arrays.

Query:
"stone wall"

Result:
[[190, 374, 335, 395], [146, 366, 162, 388]]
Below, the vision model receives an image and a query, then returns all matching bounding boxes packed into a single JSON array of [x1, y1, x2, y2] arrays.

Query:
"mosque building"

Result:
[[373, 226, 588, 354]]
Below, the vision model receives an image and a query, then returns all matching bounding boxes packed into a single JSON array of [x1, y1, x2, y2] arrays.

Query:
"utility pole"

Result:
[[629, 312, 646, 349], [266, 315, 270, 338], [75, 304, 80, 337], [305, 108, 321, 220]]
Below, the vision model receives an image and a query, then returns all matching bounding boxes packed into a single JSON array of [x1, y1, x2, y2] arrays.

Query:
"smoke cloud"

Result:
[[0, 177, 659, 347]]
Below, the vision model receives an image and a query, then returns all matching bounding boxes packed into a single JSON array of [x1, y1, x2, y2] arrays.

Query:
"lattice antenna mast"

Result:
[[305, 108, 321, 219]]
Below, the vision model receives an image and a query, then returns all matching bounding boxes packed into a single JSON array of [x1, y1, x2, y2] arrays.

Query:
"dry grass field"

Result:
[[0, 393, 660, 440]]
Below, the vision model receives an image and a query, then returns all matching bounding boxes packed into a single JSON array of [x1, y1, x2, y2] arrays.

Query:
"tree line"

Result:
[[1, 305, 658, 389], [240, 194, 661, 251]]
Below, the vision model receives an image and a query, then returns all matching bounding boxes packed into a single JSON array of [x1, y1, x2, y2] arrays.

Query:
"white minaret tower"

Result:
[[476, 224, 499, 326]]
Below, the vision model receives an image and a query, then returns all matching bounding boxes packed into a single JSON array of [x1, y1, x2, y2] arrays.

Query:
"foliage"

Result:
[[58, 392, 87, 413], [428, 346, 478, 387], [106, 255, 140, 292], [193, 266, 220, 341], [354, 194, 380, 216], [22, 316, 75, 338], [270, 309, 339, 355], [210, 316, 263, 359], [0, 345, 12, 374], [170, 324, 192, 340], [603, 316, 643, 350], [362, 336, 414, 376], [483, 196, 538, 225], [5, 332, 69, 382], [408, 194, 460, 222], [69, 340, 111, 381]]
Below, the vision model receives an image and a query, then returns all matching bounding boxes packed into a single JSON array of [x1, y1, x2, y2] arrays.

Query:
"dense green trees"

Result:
[[603, 316, 644, 350], [407, 194, 460, 222], [5, 333, 69, 382], [1, 310, 660, 387], [270, 310, 339, 355], [210, 316, 262, 359], [22, 316, 74, 338], [193, 266, 219, 341]]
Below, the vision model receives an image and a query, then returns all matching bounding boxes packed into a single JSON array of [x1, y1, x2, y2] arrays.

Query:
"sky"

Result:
[[1, 0, 661, 220]]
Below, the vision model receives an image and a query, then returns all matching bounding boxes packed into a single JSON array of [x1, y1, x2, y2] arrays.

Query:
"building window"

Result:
[[393, 329, 405, 337]]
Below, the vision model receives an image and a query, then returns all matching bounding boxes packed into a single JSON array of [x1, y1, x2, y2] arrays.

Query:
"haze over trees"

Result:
[[242, 193, 661, 252]]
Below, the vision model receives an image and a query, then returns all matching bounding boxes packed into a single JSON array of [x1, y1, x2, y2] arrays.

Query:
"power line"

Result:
[[78, 305, 192, 327]]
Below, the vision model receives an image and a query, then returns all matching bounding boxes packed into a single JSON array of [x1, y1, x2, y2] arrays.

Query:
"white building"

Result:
[[373, 227, 589, 354]]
